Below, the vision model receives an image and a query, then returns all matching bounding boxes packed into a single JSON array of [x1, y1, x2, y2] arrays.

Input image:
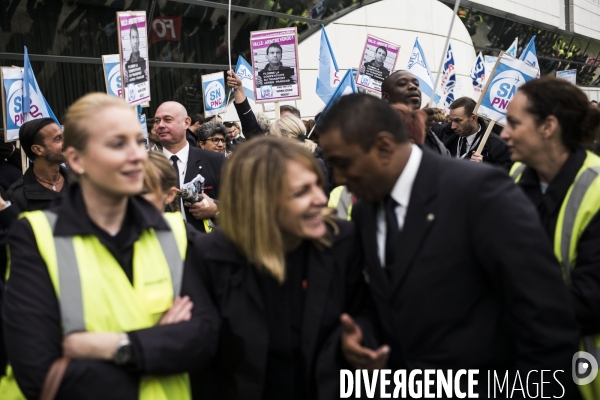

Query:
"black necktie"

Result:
[[384, 196, 399, 269], [459, 136, 467, 158], [170, 155, 180, 188]]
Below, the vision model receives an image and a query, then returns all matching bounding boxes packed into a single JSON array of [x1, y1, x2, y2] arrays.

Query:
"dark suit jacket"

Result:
[[183, 146, 225, 232], [432, 117, 512, 170], [352, 149, 578, 395], [191, 222, 371, 400]]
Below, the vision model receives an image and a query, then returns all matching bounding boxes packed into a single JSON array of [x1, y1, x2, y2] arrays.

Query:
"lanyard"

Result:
[[457, 130, 483, 159]]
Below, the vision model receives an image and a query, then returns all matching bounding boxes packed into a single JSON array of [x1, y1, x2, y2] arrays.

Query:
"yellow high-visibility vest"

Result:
[[0, 211, 190, 400], [511, 153, 600, 399], [328, 186, 353, 221]]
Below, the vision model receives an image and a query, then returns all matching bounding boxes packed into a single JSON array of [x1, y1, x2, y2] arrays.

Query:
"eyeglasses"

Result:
[[207, 137, 226, 144]]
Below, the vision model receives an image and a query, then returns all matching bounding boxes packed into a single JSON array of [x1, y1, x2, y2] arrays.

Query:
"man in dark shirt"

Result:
[[4, 118, 69, 212], [361, 45, 390, 81], [124, 24, 147, 85], [431, 97, 512, 170], [256, 43, 296, 87]]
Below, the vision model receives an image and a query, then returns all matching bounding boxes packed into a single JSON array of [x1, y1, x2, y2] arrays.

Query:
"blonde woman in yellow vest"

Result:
[[502, 77, 600, 400], [0, 93, 219, 400]]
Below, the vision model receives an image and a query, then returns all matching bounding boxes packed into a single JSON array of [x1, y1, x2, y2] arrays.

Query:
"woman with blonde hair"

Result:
[[270, 115, 332, 195], [191, 137, 372, 400], [0, 93, 218, 400]]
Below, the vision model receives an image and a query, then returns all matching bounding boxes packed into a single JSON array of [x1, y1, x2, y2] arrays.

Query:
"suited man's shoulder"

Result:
[[423, 148, 509, 183], [188, 146, 225, 162]]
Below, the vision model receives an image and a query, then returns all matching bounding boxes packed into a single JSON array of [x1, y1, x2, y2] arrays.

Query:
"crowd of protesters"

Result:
[[0, 68, 599, 400]]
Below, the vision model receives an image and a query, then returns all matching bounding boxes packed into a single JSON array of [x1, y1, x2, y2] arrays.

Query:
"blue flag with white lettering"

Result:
[[407, 38, 434, 98], [434, 43, 456, 110], [316, 25, 340, 105], [471, 52, 485, 93], [235, 56, 255, 101], [318, 68, 358, 122], [519, 36, 540, 78], [22, 46, 59, 124]]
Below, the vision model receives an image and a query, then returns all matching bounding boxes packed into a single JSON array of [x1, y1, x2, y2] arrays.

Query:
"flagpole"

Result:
[[228, 0, 232, 72], [431, 0, 461, 107]]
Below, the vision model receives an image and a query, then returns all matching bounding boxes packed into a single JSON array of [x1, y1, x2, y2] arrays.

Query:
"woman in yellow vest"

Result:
[[502, 77, 600, 400], [1, 93, 219, 400], [191, 137, 375, 400]]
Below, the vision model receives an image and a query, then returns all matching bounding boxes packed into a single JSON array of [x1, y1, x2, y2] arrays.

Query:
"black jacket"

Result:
[[4, 166, 71, 212], [186, 128, 198, 148], [182, 146, 225, 233], [233, 98, 264, 140], [191, 222, 372, 400], [352, 149, 578, 396], [432, 117, 512, 170], [226, 136, 245, 152], [2, 184, 220, 400]]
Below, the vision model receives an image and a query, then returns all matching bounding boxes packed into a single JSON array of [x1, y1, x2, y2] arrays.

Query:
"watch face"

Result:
[[115, 345, 133, 365]]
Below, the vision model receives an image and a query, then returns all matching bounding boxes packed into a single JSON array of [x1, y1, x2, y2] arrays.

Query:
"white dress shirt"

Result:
[[456, 125, 482, 159], [376, 144, 423, 267], [163, 143, 189, 218]]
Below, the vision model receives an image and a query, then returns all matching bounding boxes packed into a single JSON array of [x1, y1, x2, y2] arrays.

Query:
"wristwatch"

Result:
[[113, 333, 134, 365]]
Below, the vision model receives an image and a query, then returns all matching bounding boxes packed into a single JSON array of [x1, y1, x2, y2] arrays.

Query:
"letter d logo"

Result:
[[573, 351, 599, 385]]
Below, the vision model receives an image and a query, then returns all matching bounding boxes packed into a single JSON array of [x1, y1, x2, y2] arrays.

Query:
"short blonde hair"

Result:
[[270, 114, 318, 153], [219, 137, 335, 283], [64, 93, 136, 152], [269, 114, 306, 138]]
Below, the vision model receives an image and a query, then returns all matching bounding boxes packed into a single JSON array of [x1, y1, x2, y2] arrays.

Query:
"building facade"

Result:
[[2, 0, 600, 130]]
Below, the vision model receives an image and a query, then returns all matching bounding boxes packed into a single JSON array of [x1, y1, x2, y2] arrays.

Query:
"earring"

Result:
[[79, 169, 85, 174]]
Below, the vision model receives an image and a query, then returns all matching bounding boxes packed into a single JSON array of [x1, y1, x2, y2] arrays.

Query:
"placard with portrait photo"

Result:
[[356, 35, 400, 93], [250, 27, 301, 103], [117, 11, 150, 106]]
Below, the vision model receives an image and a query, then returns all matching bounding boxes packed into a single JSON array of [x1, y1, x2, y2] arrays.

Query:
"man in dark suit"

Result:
[[154, 101, 224, 233], [431, 96, 512, 170], [319, 94, 578, 396]]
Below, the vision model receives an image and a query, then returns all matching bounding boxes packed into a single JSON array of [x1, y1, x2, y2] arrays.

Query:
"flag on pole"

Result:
[[506, 37, 519, 57], [22, 47, 59, 124], [234, 55, 255, 101], [407, 37, 435, 99], [318, 68, 358, 121], [434, 43, 456, 110], [471, 52, 485, 93], [519, 36, 541, 78], [316, 25, 340, 105]]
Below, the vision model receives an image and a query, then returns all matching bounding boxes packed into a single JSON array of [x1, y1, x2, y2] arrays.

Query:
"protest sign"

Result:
[[473, 52, 539, 155], [250, 27, 301, 103], [483, 55, 497, 85], [102, 54, 122, 98], [139, 114, 149, 150], [474, 52, 539, 127], [202, 72, 227, 117], [356, 35, 399, 93], [557, 69, 577, 85], [117, 11, 150, 106]]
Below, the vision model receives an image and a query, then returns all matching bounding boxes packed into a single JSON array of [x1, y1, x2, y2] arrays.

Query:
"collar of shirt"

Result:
[[390, 144, 423, 209], [162, 142, 189, 187], [50, 182, 169, 237], [519, 147, 586, 216], [465, 124, 482, 146], [376, 144, 423, 267]]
